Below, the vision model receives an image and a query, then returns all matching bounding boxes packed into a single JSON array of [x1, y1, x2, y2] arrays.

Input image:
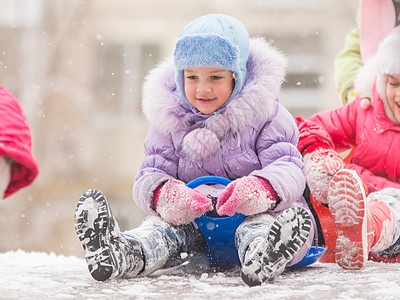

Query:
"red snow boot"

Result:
[[327, 169, 369, 270], [327, 169, 396, 270]]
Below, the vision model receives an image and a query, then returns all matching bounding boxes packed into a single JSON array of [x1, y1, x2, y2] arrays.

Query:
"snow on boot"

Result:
[[367, 199, 396, 253], [240, 207, 312, 286], [74, 189, 144, 281], [327, 169, 369, 270]]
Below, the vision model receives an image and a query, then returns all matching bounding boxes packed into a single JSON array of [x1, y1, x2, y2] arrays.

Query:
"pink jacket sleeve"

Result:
[[296, 100, 359, 154], [0, 87, 39, 198]]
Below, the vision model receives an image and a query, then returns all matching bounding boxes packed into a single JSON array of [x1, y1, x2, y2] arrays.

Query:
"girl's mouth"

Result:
[[197, 98, 215, 101]]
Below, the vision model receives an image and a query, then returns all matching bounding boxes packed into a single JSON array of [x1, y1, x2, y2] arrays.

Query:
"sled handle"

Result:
[[188, 176, 242, 266], [186, 175, 231, 189]]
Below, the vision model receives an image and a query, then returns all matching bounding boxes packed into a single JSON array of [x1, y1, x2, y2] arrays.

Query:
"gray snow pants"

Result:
[[124, 210, 314, 275], [124, 216, 207, 276]]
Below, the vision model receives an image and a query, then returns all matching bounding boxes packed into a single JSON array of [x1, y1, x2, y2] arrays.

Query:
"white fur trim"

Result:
[[354, 57, 377, 100], [141, 59, 193, 135], [142, 38, 285, 136], [376, 34, 400, 75], [142, 38, 286, 159]]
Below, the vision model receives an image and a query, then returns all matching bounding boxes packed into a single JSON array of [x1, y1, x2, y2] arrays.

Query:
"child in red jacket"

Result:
[[0, 87, 38, 199], [297, 26, 400, 269]]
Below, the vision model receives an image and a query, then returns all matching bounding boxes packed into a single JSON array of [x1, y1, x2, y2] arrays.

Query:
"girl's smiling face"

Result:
[[386, 74, 400, 124], [183, 67, 234, 114]]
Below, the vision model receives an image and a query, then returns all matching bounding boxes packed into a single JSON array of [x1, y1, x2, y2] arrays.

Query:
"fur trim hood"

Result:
[[354, 57, 377, 100], [142, 38, 286, 160], [142, 37, 286, 135]]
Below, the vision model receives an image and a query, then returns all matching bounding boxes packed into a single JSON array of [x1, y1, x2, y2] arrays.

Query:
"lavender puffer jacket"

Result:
[[133, 38, 307, 217]]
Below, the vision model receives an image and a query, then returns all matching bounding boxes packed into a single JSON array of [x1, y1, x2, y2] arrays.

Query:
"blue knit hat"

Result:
[[174, 14, 250, 110]]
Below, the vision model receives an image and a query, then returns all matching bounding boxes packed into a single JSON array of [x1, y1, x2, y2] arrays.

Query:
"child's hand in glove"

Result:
[[153, 180, 212, 225], [216, 176, 278, 216], [303, 143, 344, 204]]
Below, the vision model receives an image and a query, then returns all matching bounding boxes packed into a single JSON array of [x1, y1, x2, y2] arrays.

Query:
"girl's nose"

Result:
[[197, 80, 212, 93]]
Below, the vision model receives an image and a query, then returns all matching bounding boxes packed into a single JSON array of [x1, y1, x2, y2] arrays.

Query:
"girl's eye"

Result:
[[186, 75, 197, 80], [389, 82, 400, 86], [211, 76, 223, 80]]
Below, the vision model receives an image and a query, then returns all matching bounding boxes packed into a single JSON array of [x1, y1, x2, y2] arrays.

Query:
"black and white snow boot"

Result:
[[74, 189, 144, 281], [241, 207, 312, 286]]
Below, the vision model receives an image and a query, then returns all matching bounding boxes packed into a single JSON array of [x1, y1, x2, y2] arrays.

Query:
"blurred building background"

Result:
[[0, 0, 357, 257]]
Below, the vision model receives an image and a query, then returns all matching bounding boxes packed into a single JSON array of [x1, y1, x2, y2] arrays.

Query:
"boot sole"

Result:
[[328, 169, 368, 270], [74, 189, 116, 281], [241, 207, 311, 286]]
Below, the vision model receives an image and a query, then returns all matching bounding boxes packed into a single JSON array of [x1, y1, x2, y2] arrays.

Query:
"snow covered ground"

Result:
[[0, 250, 399, 300]]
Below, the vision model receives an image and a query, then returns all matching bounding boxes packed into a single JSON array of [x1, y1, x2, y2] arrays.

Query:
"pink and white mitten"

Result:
[[216, 176, 278, 216], [303, 143, 344, 204], [153, 180, 212, 225]]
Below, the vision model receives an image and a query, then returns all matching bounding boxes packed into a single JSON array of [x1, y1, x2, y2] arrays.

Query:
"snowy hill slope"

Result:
[[0, 250, 399, 300]]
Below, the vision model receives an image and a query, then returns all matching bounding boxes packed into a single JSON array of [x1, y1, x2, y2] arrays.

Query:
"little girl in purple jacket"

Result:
[[74, 14, 314, 286]]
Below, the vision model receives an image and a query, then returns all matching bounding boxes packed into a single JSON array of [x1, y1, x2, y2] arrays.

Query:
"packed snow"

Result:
[[1, 250, 399, 299]]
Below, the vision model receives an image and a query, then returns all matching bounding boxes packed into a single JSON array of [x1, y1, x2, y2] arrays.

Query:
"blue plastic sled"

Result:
[[187, 176, 326, 267]]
